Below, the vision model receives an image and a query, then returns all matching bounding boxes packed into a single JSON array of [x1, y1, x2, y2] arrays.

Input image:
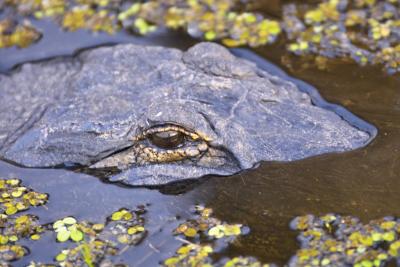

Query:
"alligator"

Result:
[[0, 42, 376, 186]]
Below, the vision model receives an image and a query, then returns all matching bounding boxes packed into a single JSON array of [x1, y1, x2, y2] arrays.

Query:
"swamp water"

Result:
[[1, 2, 400, 266]]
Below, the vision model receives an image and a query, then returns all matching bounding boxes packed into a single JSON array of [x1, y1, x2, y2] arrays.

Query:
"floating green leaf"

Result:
[[70, 230, 84, 242], [30, 234, 41, 240], [63, 217, 77, 225], [57, 229, 71, 242], [55, 252, 67, 261]]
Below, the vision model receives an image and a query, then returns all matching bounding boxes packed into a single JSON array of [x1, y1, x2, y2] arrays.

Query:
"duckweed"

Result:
[[0, 244, 27, 261], [0, 178, 48, 215], [0, 177, 146, 265], [53, 216, 85, 242], [0, 178, 46, 245], [289, 214, 400, 266], [0, 0, 280, 49], [12, 214, 44, 239], [208, 223, 242, 238], [5, 177, 400, 266], [223, 257, 275, 267], [53, 239, 121, 266], [0, 19, 41, 48], [62, 7, 116, 33], [164, 244, 214, 267], [110, 208, 133, 221], [3, 0, 400, 74], [0, 178, 50, 263], [173, 205, 246, 242], [48, 207, 147, 265], [53, 217, 84, 242], [107, 206, 146, 245], [163, 205, 265, 267], [282, 0, 400, 74]]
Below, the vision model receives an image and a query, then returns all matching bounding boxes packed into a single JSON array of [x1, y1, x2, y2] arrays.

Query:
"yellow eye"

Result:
[[129, 124, 209, 164], [149, 130, 185, 149]]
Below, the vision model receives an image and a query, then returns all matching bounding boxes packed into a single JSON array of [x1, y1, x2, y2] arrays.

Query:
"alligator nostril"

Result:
[[149, 130, 185, 149]]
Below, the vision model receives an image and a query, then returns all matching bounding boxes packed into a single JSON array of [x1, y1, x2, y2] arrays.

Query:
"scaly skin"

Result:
[[91, 124, 210, 168], [0, 43, 375, 185]]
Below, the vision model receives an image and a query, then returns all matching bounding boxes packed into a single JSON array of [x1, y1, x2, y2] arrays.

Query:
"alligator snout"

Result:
[[0, 42, 375, 186]]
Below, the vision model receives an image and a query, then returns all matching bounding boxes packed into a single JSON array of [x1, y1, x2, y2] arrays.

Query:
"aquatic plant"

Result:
[[289, 213, 400, 266], [107, 207, 147, 245], [53, 217, 84, 242], [81, 241, 95, 267], [0, 178, 48, 215], [53, 239, 121, 266], [0, 0, 400, 73], [3, 177, 400, 266], [0, 19, 41, 48], [2, 0, 400, 74], [0, 178, 48, 262], [282, 0, 400, 74], [51, 207, 146, 266], [163, 205, 270, 267], [0, 0, 280, 48], [0, 177, 143, 265]]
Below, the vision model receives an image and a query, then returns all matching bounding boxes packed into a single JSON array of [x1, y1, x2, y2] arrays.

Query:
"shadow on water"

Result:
[[1, 11, 400, 266]]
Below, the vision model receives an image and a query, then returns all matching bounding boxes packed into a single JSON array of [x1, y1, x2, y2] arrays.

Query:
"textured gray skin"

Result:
[[0, 42, 372, 185]]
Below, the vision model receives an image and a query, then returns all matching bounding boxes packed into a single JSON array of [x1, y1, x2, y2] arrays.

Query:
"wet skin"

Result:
[[0, 42, 375, 186]]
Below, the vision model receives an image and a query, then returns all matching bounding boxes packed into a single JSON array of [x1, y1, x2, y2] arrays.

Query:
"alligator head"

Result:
[[0, 43, 375, 185]]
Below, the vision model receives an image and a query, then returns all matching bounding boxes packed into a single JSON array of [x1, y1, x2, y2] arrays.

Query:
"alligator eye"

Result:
[[149, 130, 185, 149]]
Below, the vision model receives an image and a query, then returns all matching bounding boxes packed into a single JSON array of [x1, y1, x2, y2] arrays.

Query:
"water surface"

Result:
[[0, 5, 399, 266]]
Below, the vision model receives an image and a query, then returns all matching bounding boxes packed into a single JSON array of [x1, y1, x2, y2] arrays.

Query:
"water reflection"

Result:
[[0, 160, 217, 266], [189, 47, 400, 263], [0, 16, 400, 267], [0, 19, 197, 73]]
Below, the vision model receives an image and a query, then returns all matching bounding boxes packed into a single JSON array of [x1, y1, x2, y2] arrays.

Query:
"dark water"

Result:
[[1, 3, 400, 266]]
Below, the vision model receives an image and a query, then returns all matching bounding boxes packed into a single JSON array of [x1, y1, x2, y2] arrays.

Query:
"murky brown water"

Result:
[[193, 46, 400, 263], [1, 2, 400, 266]]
